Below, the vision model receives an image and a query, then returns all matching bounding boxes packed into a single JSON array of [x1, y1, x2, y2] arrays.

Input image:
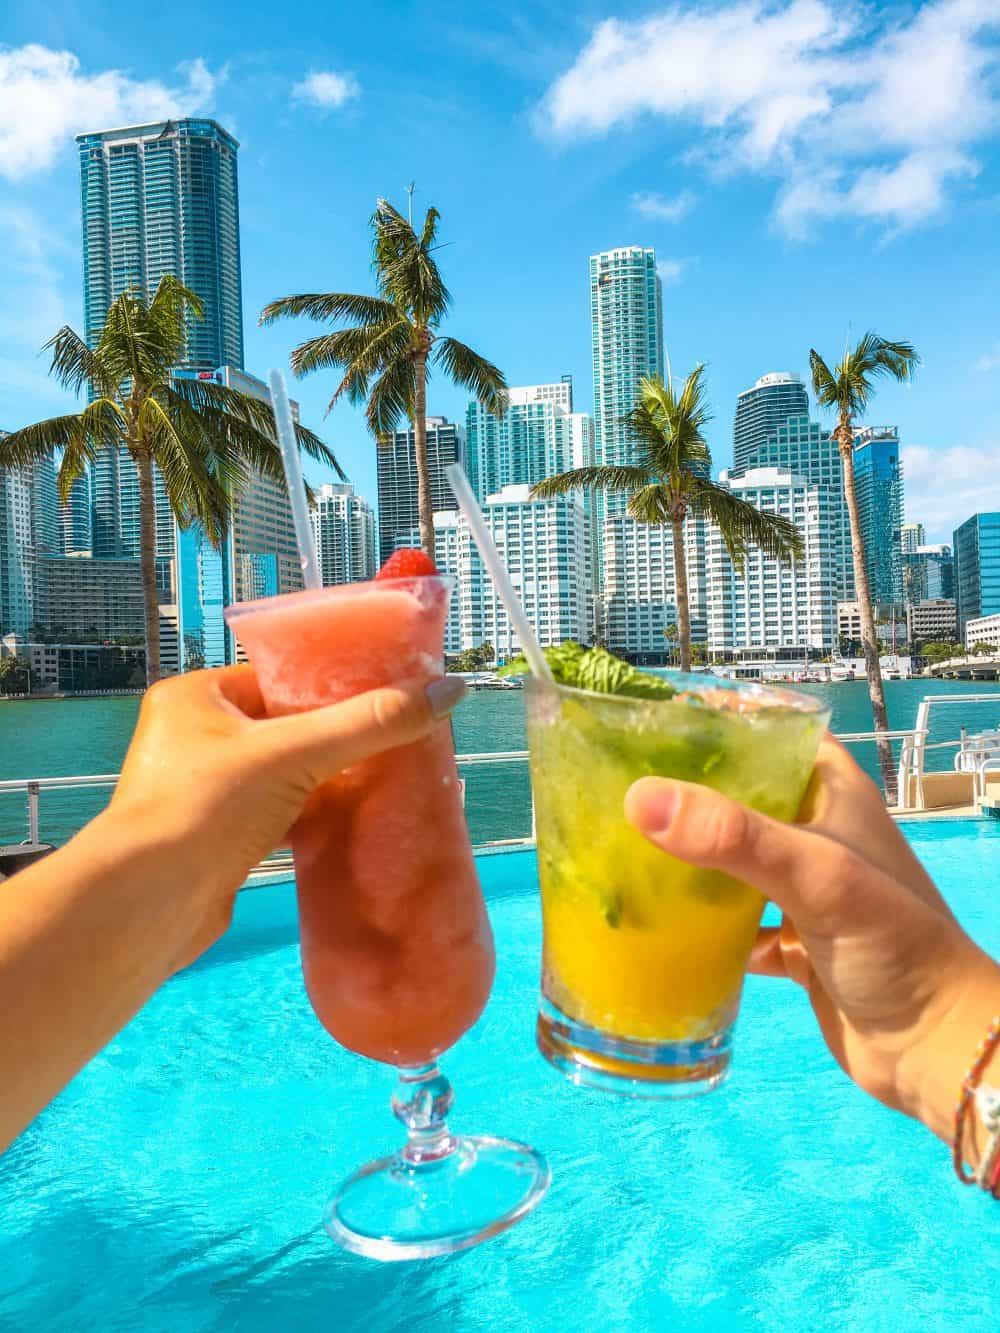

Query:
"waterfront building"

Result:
[[32, 554, 146, 641], [78, 118, 243, 560], [907, 599, 958, 647], [901, 522, 925, 554], [903, 544, 954, 605], [953, 512, 1000, 637], [400, 487, 589, 662], [837, 599, 905, 651], [965, 612, 1000, 653], [311, 483, 376, 586], [590, 246, 674, 649], [732, 373, 809, 474], [377, 417, 464, 564], [24, 642, 146, 693], [60, 476, 92, 555], [853, 427, 904, 606], [706, 469, 838, 656], [602, 515, 707, 662], [0, 452, 59, 637]]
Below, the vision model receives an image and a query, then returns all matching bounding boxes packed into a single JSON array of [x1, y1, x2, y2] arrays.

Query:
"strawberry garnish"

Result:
[[377, 548, 438, 579]]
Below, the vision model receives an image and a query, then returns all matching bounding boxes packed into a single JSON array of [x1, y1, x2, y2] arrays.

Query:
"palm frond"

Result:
[[259, 291, 398, 328], [434, 336, 507, 415], [694, 480, 804, 572], [42, 326, 112, 397], [290, 319, 410, 379], [623, 368, 712, 478], [365, 356, 415, 437], [530, 465, 651, 500], [0, 415, 83, 467], [373, 199, 451, 325], [809, 349, 839, 408], [627, 484, 674, 524]]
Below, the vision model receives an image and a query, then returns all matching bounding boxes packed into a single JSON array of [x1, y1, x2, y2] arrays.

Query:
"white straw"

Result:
[[269, 368, 321, 591], [446, 463, 553, 683]]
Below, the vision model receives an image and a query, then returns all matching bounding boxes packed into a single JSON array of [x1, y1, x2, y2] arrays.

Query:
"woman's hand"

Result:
[[624, 738, 1000, 1148], [0, 665, 464, 1150], [111, 665, 466, 966]]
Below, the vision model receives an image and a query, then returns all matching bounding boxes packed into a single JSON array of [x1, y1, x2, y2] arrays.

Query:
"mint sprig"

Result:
[[498, 642, 676, 701]]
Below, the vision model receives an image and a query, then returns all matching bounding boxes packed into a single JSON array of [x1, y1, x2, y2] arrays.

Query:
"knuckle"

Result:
[[701, 797, 753, 861], [370, 686, 419, 737]]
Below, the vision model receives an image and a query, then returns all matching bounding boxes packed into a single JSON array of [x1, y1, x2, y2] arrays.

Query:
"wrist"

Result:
[[895, 945, 1000, 1149]]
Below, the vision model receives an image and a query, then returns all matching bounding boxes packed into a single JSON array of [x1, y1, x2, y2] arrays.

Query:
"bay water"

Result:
[[1, 678, 998, 847]]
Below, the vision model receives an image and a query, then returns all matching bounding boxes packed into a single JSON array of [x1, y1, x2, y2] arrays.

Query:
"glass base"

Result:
[[536, 996, 731, 1099], [324, 1135, 550, 1261]]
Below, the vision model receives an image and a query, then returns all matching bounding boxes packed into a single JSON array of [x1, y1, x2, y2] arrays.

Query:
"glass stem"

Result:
[[391, 1064, 458, 1165]]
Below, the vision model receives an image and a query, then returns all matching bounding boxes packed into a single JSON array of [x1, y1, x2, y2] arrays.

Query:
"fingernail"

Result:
[[625, 780, 678, 835], [426, 676, 467, 719]]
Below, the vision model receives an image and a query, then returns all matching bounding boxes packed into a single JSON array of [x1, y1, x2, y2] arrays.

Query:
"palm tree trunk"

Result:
[[136, 451, 162, 687], [840, 429, 896, 803], [671, 515, 692, 673], [412, 347, 435, 560]]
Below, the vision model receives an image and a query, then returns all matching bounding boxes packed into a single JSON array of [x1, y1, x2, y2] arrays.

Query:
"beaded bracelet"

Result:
[[953, 1015, 1000, 1184], [975, 1086, 1000, 1191]]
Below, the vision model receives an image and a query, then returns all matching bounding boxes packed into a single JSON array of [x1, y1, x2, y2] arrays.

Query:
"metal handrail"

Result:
[[3, 720, 998, 846]]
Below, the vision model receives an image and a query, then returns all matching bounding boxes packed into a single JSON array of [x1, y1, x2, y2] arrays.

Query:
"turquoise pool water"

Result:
[[2, 822, 998, 1330]]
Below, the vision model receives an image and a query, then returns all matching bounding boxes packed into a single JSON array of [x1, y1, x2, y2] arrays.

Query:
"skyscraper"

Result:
[[312, 483, 376, 586], [953, 512, 1000, 636], [853, 427, 904, 605], [900, 522, 925, 554], [0, 447, 58, 637], [903, 544, 953, 605], [732, 373, 809, 473], [376, 417, 464, 564], [465, 378, 592, 501], [706, 468, 839, 654], [77, 119, 243, 367], [77, 118, 244, 559]]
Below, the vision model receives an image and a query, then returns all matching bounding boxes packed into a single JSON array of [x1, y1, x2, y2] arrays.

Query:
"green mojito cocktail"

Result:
[[523, 650, 829, 1096]]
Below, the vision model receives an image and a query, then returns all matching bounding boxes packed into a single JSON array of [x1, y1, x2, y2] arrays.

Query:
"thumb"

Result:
[[254, 675, 466, 785], [623, 776, 872, 931]]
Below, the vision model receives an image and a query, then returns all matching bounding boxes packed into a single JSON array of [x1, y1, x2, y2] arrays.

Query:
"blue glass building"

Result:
[[852, 427, 904, 605], [77, 119, 244, 559], [953, 512, 1000, 636]]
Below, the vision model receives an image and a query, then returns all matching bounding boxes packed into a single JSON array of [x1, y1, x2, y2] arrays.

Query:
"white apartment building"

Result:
[[401, 486, 589, 663], [602, 514, 708, 660], [311, 483, 376, 587], [965, 612, 1000, 652], [707, 469, 838, 654]]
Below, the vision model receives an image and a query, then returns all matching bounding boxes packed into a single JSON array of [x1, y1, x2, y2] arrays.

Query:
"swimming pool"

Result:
[[2, 821, 999, 1330]]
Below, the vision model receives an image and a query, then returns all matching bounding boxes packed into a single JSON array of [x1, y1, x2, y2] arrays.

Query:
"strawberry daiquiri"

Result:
[[225, 553, 548, 1260]]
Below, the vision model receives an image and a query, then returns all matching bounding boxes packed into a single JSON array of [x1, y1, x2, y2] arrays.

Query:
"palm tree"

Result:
[[260, 198, 507, 558], [810, 333, 919, 801], [0, 276, 340, 685], [532, 367, 803, 671]]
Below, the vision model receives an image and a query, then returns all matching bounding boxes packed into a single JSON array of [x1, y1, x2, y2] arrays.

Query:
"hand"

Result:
[[624, 738, 1000, 1147], [111, 665, 466, 969]]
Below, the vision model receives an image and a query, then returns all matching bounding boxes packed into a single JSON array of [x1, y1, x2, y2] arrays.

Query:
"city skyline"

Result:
[[1, 4, 998, 546]]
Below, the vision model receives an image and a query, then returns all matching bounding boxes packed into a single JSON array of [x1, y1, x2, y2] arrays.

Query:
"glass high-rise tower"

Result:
[[953, 512, 1000, 636], [732, 372, 810, 473], [77, 118, 244, 558], [853, 427, 904, 606]]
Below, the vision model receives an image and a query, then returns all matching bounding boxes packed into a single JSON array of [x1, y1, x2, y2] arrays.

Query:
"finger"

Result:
[[623, 776, 879, 930], [747, 926, 789, 978], [209, 665, 267, 720], [257, 676, 466, 782]]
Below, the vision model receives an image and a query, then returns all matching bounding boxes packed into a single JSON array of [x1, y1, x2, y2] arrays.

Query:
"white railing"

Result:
[[0, 725, 954, 847]]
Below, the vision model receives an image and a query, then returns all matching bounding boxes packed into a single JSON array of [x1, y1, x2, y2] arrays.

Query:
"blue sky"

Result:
[[1, 0, 998, 542]]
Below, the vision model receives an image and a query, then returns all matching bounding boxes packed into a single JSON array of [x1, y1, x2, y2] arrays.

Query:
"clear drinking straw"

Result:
[[269, 368, 322, 591], [446, 463, 554, 683]]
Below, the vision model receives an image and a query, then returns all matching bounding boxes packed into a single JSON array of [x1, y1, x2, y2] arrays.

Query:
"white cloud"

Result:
[[975, 342, 1000, 371], [656, 258, 685, 284], [631, 189, 696, 222], [292, 70, 360, 111], [540, 0, 1000, 235], [0, 46, 220, 180], [902, 443, 996, 541]]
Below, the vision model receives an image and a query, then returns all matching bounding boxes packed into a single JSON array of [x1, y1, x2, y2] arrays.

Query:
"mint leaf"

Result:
[[498, 642, 675, 700]]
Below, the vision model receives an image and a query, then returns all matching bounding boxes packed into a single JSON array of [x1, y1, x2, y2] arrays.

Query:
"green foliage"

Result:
[[918, 641, 964, 663], [809, 334, 920, 426], [446, 642, 497, 673], [498, 642, 677, 700], [260, 199, 507, 435], [0, 657, 31, 695], [970, 642, 995, 657]]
